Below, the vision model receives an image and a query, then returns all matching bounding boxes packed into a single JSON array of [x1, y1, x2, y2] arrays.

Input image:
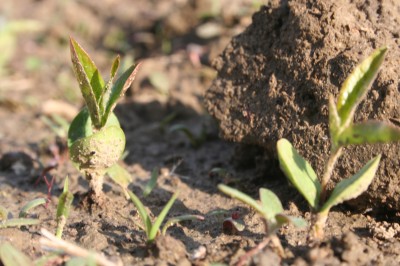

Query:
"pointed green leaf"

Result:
[[218, 184, 265, 215], [0, 243, 32, 266], [337, 121, 400, 146], [337, 47, 387, 127], [70, 37, 103, 128], [320, 155, 381, 213], [277, 139, 321, 209], [106, 163, 131, 198], [128, 190, 152, 238], [275, 214, 307, 228], [149, 191, 179, 242], [69, 37, 105, 101], [259, 188, 283, 221], [102, 62, 141, 126], [99, 55, 121, 114]]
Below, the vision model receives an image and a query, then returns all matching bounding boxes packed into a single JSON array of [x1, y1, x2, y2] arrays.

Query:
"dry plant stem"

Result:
[[319, 147, 343, 204], [40, 228, 121, 266], [237, 235, 284, 266]]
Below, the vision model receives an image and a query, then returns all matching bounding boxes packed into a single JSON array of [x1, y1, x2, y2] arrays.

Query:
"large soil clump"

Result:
[[205, 0, 400, 212]]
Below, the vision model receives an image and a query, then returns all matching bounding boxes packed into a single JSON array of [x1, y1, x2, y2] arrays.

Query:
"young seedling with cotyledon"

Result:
[[277, 47, 400, 240], [68, 37, 140, 205]]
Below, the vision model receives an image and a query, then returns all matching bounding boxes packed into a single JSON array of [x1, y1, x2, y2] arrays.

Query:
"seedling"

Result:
[[218, 184, 306, 263], [67, 37, 140, 204], [277, 47, 400, 240], [128, 190, 178, 243], [56, 177, 74, 238]]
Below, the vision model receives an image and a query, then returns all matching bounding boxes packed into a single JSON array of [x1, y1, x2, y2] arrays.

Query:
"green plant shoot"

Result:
[[128, 190, 203, 243], [218, 184, 306, 261], [56, 177, 74, 238], [68, 37, 140, 204], [218, 184, 306, 234], [277, 47, 400, 240]]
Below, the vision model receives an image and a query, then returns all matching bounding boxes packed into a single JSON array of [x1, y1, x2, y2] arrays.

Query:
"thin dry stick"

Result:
[[39, 228, 121, 266], [237, 235, 283, 266]]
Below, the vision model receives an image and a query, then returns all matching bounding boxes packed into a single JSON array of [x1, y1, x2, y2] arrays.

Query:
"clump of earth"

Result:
[[205, 0, 400, 213]]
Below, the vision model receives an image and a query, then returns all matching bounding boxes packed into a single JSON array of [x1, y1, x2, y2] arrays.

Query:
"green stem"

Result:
[[56, 216, 66, 238], [311, 211, 328, 241], [319, 147, 342, 205]]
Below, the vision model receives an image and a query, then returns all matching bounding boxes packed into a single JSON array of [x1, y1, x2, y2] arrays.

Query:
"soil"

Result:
[[0, 0, 399, 265]]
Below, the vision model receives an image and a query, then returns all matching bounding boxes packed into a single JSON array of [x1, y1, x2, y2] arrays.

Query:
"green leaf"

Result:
[[69, 125, 125, 171], [148, 191, 179, 242], [99, 55, 120, 114], [218, 184, 265, 216], [0, 218, 39, 228], [0, 243, 32, 266], [69, 37, 104, 128], [259, 188, 283, 221], [19, 198, 46, 218], [320, 155, 381, 214], [143, 167, 159, 197], [336, 47, 387, 127], [102, 63, 141, 127], [128, 190, 152, 238], [106, 163, 132, 198], [277, 139, 321, 209], [68, 108, 120, 148], [275, 214, 307, 228], [69, 37, 105, 101], [337, 121, 400, 146]]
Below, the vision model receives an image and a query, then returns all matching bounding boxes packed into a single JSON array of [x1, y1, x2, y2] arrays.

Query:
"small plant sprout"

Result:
[[128, 190, 179, 243], [277, 47, 400, 240], [128, 190, 203, 244], [218, 184, 306, 262], [56, 177, 74, 238], [68, 37, 140, 205]]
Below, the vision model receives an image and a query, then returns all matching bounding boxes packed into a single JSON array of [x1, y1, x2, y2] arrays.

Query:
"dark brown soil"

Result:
[[0, 0, 399, 265], [205, 0, 400, 213]]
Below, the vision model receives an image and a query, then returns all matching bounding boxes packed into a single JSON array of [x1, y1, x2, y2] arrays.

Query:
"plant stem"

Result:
[[85, 170, 105, 205], [310, 211, 328, 241], [311, 146, 342, 241], [319, 147, 342, 204]]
